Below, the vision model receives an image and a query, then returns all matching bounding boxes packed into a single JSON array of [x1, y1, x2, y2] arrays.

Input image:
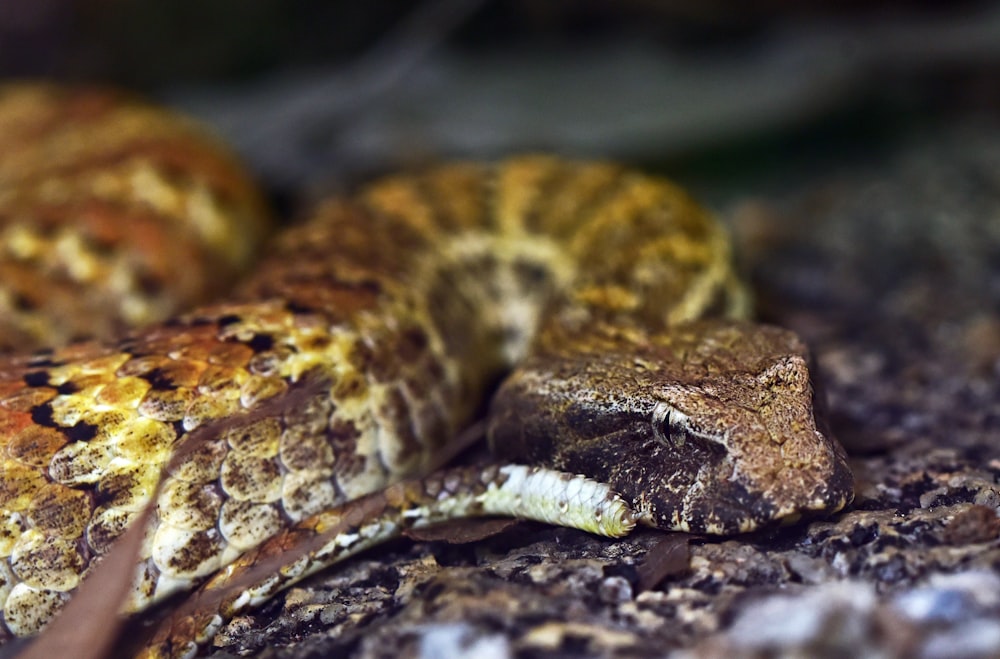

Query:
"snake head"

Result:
[[487, 320, 854, 535]]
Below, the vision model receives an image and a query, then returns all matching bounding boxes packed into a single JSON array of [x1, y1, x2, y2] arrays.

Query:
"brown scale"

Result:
[[0, 88, 853, 646]]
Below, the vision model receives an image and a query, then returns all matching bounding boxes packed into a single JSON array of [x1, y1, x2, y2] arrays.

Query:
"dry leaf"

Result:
[[404, 517, 521, 543], [635, 534, 693, 591]]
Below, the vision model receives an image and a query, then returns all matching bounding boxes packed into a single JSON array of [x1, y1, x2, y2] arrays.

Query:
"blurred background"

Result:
[[1, 0, 998, 202]]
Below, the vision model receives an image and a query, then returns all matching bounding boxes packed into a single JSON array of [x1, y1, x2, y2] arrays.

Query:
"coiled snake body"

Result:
[[0, 85, 853, 649]]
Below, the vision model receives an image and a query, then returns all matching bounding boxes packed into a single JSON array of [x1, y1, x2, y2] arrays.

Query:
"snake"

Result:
[[0, 83, 853, 651]]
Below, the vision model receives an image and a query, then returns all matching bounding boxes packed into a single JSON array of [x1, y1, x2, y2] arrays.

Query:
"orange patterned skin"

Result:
[[0, 116, 853, 643], [0, 83, 271, 352]]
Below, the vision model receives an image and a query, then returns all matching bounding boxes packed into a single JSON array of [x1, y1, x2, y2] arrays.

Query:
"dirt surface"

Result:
[[186, 125, 1000, 658]]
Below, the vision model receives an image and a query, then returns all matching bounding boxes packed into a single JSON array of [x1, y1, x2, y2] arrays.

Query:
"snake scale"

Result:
[[0, 84, 853, 653]]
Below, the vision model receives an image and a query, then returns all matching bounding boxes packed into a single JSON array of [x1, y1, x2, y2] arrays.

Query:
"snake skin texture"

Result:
[[0, 83, 271, 352], [0, 85, 853, 644]]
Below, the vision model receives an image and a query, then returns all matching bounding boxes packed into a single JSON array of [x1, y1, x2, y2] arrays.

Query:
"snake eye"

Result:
[[651, 401, 690, 447]]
